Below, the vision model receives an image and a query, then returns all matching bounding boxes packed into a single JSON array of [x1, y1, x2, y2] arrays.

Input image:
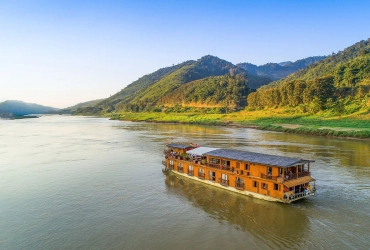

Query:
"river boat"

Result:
[[163, 143, 316, 203]]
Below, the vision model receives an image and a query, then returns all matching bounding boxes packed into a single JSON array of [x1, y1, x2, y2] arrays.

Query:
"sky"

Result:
[[1, 0, 370, 108]]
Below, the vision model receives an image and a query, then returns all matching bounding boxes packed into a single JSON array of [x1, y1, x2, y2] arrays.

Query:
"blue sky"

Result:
[[1, 0, 369, 108]]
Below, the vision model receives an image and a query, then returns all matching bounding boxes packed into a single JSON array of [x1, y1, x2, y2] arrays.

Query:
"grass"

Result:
[[109, 108, 370, 139]]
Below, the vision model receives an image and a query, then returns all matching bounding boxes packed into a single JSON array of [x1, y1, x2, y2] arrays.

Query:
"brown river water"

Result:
[[0, 115, 369, 249]]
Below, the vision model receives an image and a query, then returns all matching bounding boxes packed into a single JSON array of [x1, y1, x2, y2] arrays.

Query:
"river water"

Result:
[[0, 115, 369, 249]]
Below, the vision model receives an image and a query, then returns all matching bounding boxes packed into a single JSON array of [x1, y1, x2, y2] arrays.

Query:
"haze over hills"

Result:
[[237, 56, 326, 81], [0, 100, 59, 118]]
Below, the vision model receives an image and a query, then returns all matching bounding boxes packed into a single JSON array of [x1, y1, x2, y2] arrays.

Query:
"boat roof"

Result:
[[204, 149, 313, 168], [186, 147, 219, 155], [166, 143, 194, 149]]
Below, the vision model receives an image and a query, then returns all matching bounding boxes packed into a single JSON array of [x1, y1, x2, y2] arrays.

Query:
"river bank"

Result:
[[109, 110, 370, 139]]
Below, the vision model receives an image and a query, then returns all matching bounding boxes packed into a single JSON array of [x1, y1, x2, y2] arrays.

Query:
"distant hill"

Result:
[[0, 100, 59, 117], [237, 56, 326, 81], [77, 55, 271, 114], [247, 38, 370, 114], [58, 99, 104, 114]]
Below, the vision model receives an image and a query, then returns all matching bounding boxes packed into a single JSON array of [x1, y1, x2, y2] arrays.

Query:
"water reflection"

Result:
[[165, 173, 312, 249]]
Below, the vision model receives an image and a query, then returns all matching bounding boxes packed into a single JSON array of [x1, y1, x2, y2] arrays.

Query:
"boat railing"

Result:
[[187, 169, 194, 176], [261, 173, 278, 181], [164, 151, 187, 161], [190, 159, 205, 165], [284, 189, 314, 202], [168, 164, 174, 170], [284, 171, 310, 181], [298, 171, 311, 177], [178, 166, 184, 173], [208, 175, 216, 182], [219, 178, 229, 187], [198, 172, 205, 180], [235, 182, 244, 190]]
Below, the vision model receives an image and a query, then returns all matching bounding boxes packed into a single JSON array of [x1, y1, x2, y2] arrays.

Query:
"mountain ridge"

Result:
[[77, 55, 271, 114], [237, 56, 326, 81]]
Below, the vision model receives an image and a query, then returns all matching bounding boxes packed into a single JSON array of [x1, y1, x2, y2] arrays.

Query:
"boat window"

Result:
[[189, 165, 193, 170], [267, 167, 272, 174], [253, 181, 258, 188], [262, 183, 268, 190], [245, 163, 249, 170], [221, 173, 228, 180], [236, 162, 240, 169], [274, 184, 279, 191]]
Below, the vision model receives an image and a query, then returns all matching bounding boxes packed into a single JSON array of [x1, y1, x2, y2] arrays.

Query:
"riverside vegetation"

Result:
[[73, 39, 370, 139]]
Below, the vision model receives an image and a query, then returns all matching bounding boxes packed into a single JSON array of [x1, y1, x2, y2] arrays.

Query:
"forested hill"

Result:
[[0, 100, 59, 117], [265, 39, 370, 88], [158, 74, 248, 108], [77, 55, 271, 114], [247, 39, 370, 114], [237, 56, 326, 81]]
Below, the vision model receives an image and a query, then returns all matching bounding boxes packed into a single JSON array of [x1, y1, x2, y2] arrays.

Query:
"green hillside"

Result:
[[158, 74, 248, 108], [237, 56, 326, 81], [264, 39, 370, 88], [114, 55, 271, 112], [247, 39, 370, 114], [126, 56, 246, 104]]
